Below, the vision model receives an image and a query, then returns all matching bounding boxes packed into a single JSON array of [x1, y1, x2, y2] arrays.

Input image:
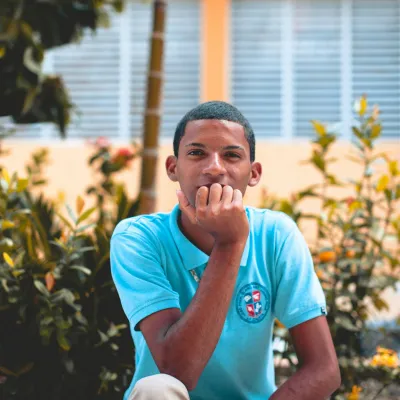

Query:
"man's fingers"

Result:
[[208, 183, 223, 205], [221, 185, 234, 205], [176, 190, 197, 224], [232, 188, 243, 205], [196, 186, 209, 209]]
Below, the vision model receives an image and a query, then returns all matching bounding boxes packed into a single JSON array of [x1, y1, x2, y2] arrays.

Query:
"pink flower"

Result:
[[112, 148, 135, 166], [95, 136, 111, 149], [346, 197, 355, 207]]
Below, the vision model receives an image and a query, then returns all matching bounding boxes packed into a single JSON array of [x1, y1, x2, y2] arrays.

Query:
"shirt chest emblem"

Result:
[[236, 282, 270, 323]]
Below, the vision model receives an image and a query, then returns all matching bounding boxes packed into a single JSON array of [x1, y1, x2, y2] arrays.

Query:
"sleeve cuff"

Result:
[[283, 304, 327, 329], [129, 296, 181, 331]]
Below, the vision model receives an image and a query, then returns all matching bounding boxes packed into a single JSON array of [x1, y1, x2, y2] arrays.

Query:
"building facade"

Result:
[[5, 0, 400, 213]]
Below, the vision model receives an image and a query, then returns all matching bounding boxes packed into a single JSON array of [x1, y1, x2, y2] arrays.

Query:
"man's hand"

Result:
[[177, 183, 249, 245]]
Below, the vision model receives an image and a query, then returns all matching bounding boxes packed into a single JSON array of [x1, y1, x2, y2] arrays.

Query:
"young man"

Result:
[[110, 101, 341, 400]]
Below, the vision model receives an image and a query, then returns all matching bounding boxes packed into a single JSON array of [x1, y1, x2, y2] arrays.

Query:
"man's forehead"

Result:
[[183, 119, 247, 141]]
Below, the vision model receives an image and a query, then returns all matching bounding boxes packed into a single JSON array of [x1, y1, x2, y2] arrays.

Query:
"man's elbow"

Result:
[[157, 350, 199, 391], [327, 362, 341, 393], [158, 365, 198, 391]]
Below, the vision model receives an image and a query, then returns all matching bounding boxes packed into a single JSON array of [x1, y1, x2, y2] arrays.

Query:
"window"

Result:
[[231, 0, 400, 139], [12, 0, 201, 140]]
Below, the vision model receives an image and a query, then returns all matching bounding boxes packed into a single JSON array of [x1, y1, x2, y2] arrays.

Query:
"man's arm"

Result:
[[270, 316, 341, 400], [140, 240, 244, 390], [139, 184, 248, 391]]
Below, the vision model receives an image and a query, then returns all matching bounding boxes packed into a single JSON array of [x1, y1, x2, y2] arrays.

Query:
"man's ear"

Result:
[[165, 155, 178, 182], [248, 161, 262, 187]]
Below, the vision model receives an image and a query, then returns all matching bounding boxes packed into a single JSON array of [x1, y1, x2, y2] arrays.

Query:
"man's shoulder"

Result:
[[111, 210, 171, 239], [246, 206, 297, 240]]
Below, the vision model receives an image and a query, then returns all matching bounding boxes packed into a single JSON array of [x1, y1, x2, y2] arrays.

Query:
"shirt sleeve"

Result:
[[273, 216, 327, 329], [110, 219, 181, 331]]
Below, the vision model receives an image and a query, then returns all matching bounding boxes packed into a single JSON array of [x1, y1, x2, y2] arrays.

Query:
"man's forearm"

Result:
[[270, 363, 341, 400], [160, 240, 245, 390]]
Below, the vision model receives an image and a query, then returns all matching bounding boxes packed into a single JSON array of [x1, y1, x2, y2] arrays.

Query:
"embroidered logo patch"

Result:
[[236, 282, 269, 323]]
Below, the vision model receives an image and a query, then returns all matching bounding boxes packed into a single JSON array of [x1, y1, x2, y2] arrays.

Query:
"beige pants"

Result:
[[129, 374, 190, 400]]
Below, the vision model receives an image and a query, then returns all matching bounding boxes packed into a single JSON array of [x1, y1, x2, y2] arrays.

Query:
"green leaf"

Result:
[[16, 179, 29, 192], [395, 184, 400, 200], [56, 212, 74, 231], [34, 280, 49, 297], [384, 189, 393, 202], [376, 175, 389, 192], [372, 296, 389, 311], [76, 207, 96, 225], [352, 127, 363, 140], [57, 331, 71, 351], [15, 362, 34, 377], [66, 204, 77, 224], [311, 120, 327, 136], [327, 175, 342, 186], [370, 124, 382, 139], [346, 155, 363, 164], [1, 220, 15, 230], [75, 223, 97, 233], [22, 88, 39, 115], [113, 0, 125, 12], [335, 315, 360, 332], [75, 312, 88, 326], [311, 151, 325, 172], [359, 96, 367, 116], [70, 265, 92, 275]]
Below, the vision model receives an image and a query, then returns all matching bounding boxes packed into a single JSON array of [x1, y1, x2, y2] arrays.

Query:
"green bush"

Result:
[[0, 138, 138, 399], [263, 97, 400, 399]]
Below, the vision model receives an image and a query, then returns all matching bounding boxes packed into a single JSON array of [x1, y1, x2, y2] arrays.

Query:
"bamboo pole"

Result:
[[137, 0, 166, 215]]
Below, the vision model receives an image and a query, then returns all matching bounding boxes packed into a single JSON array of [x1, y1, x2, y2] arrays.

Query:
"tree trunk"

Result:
[[137, 0, 166, 215]]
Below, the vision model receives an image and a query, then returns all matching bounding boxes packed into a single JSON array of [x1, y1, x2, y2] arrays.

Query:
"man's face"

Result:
[[167, 119, 262, 207]]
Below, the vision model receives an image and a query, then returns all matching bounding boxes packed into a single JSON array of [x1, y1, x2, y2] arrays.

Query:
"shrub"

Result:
[[263, 97, 400, 398], [0, 140, 139, 400]]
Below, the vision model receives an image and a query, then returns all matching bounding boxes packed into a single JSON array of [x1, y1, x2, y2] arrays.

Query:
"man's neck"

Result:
[[178, 211, 215, 256]]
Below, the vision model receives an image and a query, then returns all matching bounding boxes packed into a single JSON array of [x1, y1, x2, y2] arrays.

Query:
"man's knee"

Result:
[[129, 374, 190, 400]]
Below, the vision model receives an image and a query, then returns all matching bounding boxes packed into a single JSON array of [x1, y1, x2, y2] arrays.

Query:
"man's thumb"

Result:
[[176, 190, 196, 224]]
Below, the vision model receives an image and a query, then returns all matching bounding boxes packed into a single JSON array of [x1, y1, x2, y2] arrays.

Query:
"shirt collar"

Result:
[[169, 204, 250, 270]]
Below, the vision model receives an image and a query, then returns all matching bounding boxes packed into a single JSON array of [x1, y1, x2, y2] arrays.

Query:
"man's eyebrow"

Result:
[[185, 143, 245, 151]]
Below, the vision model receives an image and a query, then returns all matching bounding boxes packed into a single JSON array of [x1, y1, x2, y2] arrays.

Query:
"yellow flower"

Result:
[[370, 347, 399, 368], [347, 385, 362, 400]]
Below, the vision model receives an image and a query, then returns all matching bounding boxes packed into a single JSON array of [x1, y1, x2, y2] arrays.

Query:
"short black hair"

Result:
[[173, 101, 256, 162]]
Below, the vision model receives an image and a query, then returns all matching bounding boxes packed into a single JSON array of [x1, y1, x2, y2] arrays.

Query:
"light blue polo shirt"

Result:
[[110, 204, 327, 400]]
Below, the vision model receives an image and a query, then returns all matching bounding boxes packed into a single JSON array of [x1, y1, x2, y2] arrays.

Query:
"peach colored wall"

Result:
[[6, 140, 399, 213]]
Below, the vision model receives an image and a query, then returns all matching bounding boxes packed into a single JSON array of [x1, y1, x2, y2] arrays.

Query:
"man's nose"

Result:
[[203, 154, 226, 176]]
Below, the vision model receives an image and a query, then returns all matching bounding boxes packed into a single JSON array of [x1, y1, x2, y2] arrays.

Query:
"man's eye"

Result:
[[226, 152, 240, 158], [188, 150, 204, 156]]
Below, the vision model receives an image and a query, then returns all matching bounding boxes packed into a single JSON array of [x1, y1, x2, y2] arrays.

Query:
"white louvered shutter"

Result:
[[231, 0, 399, 139], [231, 0, 283, 137], [131, 0, 201, 138], [293, 0, 342, 137], [49, 11, 122, 138], [352, 0, 400, 139]]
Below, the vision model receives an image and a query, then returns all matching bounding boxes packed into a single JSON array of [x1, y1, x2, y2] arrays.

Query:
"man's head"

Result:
[[173, 101, 256, 162], [166, 101, 262, 207]]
